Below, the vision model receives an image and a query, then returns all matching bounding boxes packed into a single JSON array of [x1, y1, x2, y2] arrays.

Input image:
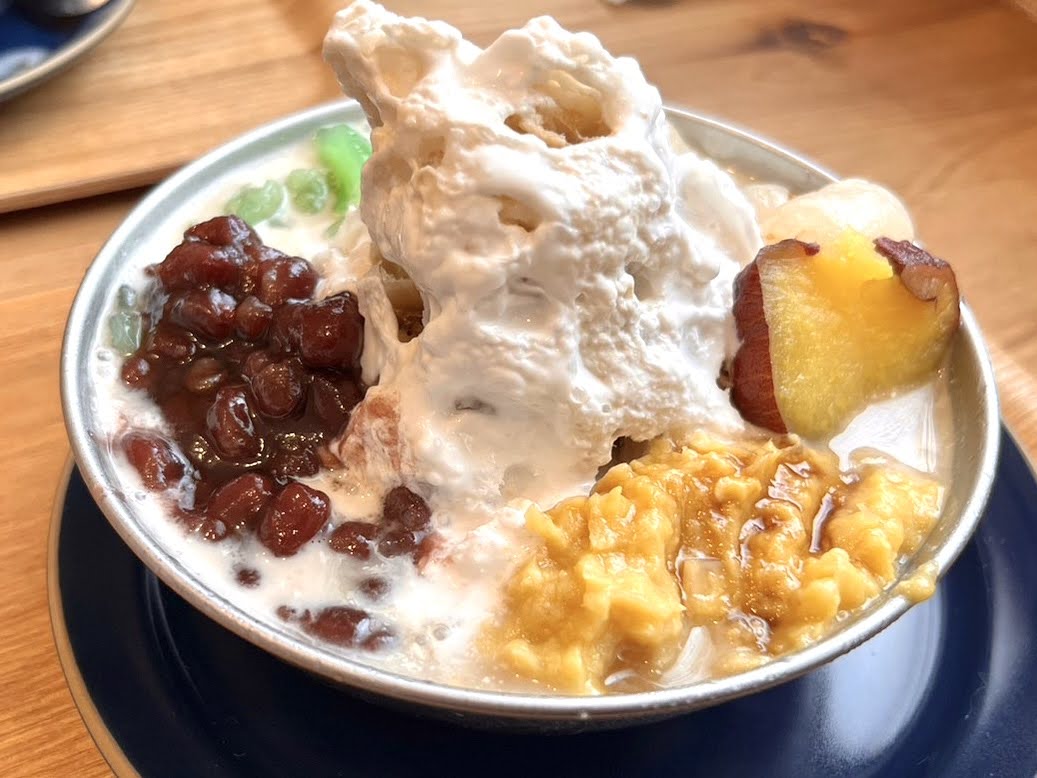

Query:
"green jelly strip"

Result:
[[315, 124, 372, 213], [285, 168, 329, 214], [225, 180, 285, 225], [109, 310, 142, 355]]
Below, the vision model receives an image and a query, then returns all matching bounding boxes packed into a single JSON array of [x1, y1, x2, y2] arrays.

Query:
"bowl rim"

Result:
[[61, 100, 1001, 721], [0, 0, 137, 103]]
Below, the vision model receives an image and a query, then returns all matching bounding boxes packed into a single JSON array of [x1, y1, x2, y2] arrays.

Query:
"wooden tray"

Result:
[[3, 0, 1036, 218]]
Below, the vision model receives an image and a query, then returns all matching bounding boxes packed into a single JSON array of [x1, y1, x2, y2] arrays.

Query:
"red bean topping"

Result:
[[383, 486, 431, 531], [157, 241, 244, 292], [205, 473, 274, 533], [184, 357, 226, 395], [250, 358, 306, 419], [158, 215, 264, 295], [235, 567, 261, 588], [377, 528, 420, 559], [206, 386, 261, 460], [269, 303, 303, 354], [145, 323, 196, 363], [258, 483, 330, 556], [296, 605, 395, 651], [200, 517, 229, 542], [167, 288, 237, 341], [298, 294, 364, 369], [310, 376, 361, 433], [120, 355, 154, 389], [258, 256, 318, 307], [358, 577, 389, 600], [276, 605, 298, 621], [119, 217, 391, 621], [241, 350, 274, 382], [121, 432, 185, 491], [269, 446, 320, 481], [247, 243, 289, 266], [234, 296, 274, 340], [185, 214, 257, 247], [361, 627, 396, 651], [306, 606, 367, 645], [329, 521, 378, 559]]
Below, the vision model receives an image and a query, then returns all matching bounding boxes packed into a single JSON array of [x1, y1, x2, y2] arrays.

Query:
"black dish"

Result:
[[50, 429, 1037, 777], [0, 0, 134, 101]]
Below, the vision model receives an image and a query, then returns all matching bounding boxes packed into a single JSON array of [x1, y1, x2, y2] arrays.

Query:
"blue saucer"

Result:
[[0, 0, 133, 101], [50, 428, 1037, 777]]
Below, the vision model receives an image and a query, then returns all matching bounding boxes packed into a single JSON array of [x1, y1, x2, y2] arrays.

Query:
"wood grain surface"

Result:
[[0, 0, 1035, 775]]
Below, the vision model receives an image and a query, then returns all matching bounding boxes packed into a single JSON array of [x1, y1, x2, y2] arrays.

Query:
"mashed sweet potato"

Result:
[[486, 433, 942, 693]]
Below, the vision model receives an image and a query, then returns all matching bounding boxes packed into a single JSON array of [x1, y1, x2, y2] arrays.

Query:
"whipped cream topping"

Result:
[[323, 1, 760, 523]]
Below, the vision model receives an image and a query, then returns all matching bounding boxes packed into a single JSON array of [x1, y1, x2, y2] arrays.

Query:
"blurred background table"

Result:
[[1, 0, 1035, 774]]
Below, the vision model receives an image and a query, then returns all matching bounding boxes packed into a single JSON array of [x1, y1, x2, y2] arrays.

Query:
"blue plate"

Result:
[[0, 0, 133, 101], [49, 429, 1037, 777]]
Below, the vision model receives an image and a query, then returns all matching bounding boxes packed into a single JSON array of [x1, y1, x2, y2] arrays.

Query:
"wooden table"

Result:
[[1, 0, 1035, 774]]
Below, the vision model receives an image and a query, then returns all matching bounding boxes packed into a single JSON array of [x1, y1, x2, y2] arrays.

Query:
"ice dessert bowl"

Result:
[[61, 2, 999, 726]]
